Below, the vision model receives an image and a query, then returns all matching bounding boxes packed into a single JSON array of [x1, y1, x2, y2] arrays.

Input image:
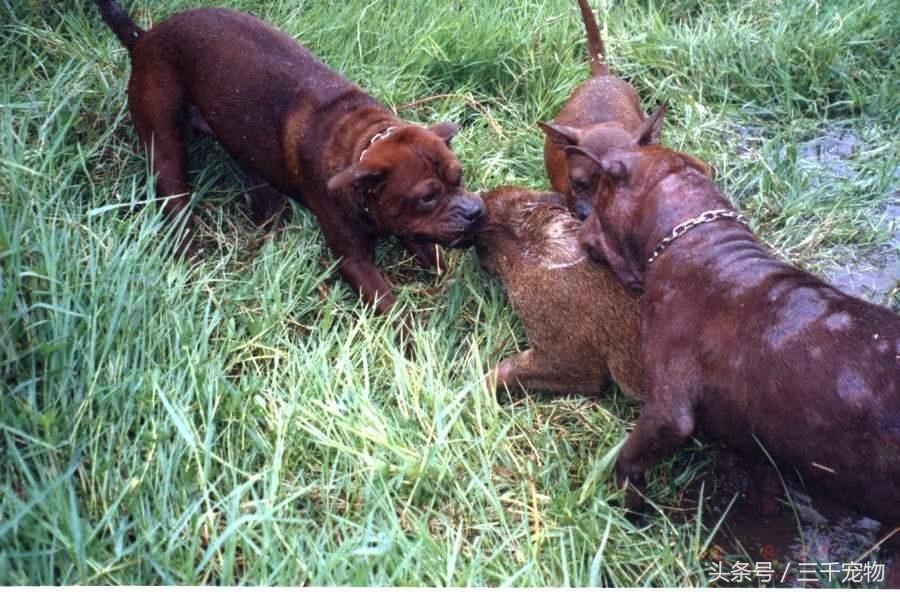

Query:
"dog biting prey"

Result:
[[475, 187, 643, 399], [572, 127, 900, 530], [538, 0, 669, 220], [94, 0, 484, 314]]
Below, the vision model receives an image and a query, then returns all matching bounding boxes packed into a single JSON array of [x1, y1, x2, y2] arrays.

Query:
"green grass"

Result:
[[1, 0, 898, 585]]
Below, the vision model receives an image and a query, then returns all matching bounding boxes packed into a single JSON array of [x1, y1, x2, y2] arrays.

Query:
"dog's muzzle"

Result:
[[573, 198, 592, 221], [456, 195, 485, 229], [441, 194, 484, 248]]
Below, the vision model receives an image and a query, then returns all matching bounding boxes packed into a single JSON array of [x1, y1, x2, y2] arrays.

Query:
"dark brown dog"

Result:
[[573, 129, 900, 536], [475, 187, 643, 399], [95, 1, 484, 314], [538, 0, 667, 220]]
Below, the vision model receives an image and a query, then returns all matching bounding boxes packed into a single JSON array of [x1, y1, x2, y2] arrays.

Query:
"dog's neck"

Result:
[[313, 108, 399, 232], [636, 170, 779, 291], [346, 111, 401, 167], [636, 168, 734, 262]]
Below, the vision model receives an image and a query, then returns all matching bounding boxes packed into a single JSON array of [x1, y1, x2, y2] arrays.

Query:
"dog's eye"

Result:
[[571, 178, 589, 191], [420, 194, 439, 206]]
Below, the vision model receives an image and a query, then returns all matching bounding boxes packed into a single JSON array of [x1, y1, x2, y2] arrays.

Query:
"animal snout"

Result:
[[573, 199, 592, 221], [460, 199, 485, 223]]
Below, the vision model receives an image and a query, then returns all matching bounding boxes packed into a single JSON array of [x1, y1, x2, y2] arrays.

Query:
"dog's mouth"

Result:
[[446, 234, 475, 249], [573, 198, 592, 221], [415, 216, 483, 249]]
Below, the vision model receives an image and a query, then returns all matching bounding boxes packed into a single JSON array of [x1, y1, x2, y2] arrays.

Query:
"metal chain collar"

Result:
[[357, 126, 397, 222], [359, 126, 397, 162], [646, 209, 750, 265]]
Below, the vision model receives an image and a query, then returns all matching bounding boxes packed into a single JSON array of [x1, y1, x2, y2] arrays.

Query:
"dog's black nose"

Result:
[[462, 200, 484, 222], [574, 199, 592, 221]]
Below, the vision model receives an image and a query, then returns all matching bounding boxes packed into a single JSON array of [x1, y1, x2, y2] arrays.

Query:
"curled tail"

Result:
[[94, 0, 144, 52], [576, 0, 608, 76]]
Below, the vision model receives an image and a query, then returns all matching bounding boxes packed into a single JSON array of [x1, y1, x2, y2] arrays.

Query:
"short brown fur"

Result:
[[475, 187, 643, 398], [94, 1, 484, 315], [538, 0, 667, 220], [574, 130, 900, 532]]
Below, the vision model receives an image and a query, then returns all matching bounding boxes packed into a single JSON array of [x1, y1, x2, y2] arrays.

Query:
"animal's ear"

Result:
[[598, 159, 628, 181], [634, 103, 667, 146], [326, 162, 384, 192], [429, 122, 460, 145], [566, 146, 629, 182], [538, 121, 581, 148], [531, 192, 567, 208]]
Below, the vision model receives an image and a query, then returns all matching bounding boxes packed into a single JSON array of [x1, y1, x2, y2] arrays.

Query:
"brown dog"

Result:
[[475, 187, 643, 398], [573, 128, 900, 536], [538, 0, 667, 219], [95, 1, 484, 314]]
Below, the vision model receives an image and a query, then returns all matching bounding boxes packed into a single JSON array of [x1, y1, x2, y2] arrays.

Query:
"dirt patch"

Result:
[[678, 449, 892, 587], [798, 127, 868, 179], [797, 127, 899, 309]]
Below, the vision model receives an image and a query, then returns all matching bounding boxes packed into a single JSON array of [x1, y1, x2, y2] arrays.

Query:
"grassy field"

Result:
[[2, 0, 898, 585]]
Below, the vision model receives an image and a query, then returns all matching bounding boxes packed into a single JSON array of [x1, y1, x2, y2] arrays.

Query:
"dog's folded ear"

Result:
[[538, 121, 580, 148], [327, 162, 384, 192], [429, 122, 460, 146], [635, 103, 667, 146]]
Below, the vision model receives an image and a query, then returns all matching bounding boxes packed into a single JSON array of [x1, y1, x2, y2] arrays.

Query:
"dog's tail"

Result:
[[576, 0, 608, 76], [94, 0, 144, 52]]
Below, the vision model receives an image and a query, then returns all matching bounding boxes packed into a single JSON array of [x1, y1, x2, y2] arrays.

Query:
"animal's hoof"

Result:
[[251, 200, 288, 228]]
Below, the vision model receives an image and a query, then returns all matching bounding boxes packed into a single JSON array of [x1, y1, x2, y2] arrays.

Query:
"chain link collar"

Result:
[[646, 209, 749, 265], [359, 126, 397, 162], [356, 126, 397, 223]]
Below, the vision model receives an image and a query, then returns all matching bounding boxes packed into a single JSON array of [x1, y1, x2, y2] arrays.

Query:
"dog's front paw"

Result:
[[616, 465, 647, 515]]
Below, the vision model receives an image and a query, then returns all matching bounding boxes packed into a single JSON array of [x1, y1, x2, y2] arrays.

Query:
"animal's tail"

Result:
[[576, 0, 608, 76], [94, 0, 144, 52]]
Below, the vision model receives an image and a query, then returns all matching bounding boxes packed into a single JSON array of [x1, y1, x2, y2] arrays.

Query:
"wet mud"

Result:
[[676, 449, 893, 587]]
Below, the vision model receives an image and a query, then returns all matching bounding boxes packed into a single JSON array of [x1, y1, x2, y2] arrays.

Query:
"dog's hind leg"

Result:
[[127, 64, 194, 255]]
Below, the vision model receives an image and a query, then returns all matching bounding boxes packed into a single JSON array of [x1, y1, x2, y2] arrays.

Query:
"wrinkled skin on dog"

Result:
[[475, 187, 644, 399], [95, 1, 484, 314], [538, 0, 669, 220], [574, 127, 900, 535]]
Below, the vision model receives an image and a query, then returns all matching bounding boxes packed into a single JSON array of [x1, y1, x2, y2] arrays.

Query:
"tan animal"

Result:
[[475, 187, 643, 398]]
